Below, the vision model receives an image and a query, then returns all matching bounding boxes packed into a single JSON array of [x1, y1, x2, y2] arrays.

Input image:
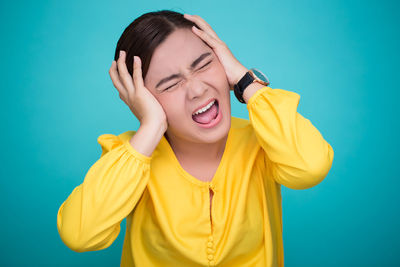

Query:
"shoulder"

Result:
[[230, 116, 258, 144], [231, 116, 253, 136], [96, 130, 136, 154], [227, 116, 262, 163], [96, 130, 136, 144], [117, 130, 136, 143], [231, 116, 250, 129]]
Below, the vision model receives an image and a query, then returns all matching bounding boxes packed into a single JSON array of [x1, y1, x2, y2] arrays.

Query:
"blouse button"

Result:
[[209, 260, 215, 265], [208, 236, 214, 242], [207, 241, 213, 248], [207, 254, 214, 260]]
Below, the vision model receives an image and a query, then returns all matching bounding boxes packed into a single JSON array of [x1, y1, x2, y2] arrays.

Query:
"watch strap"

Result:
[[234, 71, 254, 104]]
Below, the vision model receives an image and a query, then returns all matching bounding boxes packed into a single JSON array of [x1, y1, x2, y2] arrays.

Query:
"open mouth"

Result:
[[192, 99, 219, 125]]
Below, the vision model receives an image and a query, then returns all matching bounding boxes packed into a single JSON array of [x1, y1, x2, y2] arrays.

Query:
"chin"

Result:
[[192, 109, 231, 144]]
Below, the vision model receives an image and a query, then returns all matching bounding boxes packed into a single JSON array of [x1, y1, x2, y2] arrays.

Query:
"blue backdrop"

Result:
[[1, 0, 398, 266]]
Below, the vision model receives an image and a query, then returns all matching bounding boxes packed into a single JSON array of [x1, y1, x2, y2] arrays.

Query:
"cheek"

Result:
[[208, 64, 231, 105], [213, 58, 227, 74], [206, 65, 230, 96], [160, 94, 186, 121], [209, 62, 229, 86]]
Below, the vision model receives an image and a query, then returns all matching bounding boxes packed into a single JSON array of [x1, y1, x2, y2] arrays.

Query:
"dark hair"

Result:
[[114, 10, 196, 80]]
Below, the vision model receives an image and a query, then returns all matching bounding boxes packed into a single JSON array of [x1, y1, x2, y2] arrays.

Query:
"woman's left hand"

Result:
[[184, 14, 248, 90]]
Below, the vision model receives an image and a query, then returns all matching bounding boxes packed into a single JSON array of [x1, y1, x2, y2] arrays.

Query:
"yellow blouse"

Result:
[[57, 86, 334, 266]]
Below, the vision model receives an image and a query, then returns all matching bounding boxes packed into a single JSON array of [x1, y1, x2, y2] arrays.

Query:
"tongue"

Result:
[[192, 102, 218, 124]]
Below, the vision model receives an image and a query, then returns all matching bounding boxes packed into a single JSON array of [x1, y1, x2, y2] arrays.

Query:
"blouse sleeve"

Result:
[[57, 132, 152, 252], [247, 86, 334, 190]]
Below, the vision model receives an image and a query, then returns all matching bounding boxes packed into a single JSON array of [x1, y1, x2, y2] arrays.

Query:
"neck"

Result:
[[165, 132, 228, 163]]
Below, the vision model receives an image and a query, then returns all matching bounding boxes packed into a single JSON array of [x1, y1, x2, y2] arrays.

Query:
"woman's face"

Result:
[[144, 28, 231, 144]]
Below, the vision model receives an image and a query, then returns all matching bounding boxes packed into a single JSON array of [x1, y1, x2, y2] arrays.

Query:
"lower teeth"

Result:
[[192, 101, 219, 124]]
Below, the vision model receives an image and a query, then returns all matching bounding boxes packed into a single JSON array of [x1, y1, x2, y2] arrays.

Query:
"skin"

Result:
[[109, 14, 268, 221], [144, 27, 232, 170], [109, 14, 262, 181]]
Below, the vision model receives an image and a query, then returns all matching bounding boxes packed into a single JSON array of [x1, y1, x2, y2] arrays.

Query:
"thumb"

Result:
[[133, 56, 145, 89]]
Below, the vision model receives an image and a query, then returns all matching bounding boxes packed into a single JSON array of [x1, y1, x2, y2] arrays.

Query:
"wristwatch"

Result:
[[233, 68, 270, 103]]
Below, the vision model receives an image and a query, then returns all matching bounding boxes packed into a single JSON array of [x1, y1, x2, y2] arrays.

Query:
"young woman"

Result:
[[57, 10, 334, 266]]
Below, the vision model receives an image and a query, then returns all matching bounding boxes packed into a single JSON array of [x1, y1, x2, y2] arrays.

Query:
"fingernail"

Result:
[[120, 50, 123, 57]]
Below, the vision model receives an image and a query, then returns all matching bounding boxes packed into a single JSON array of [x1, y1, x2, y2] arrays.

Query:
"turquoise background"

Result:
[[1, 0, 398, 266]]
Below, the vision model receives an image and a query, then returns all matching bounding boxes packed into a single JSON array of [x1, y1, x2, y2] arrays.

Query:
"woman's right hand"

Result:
[[109, 50, 168, 131]]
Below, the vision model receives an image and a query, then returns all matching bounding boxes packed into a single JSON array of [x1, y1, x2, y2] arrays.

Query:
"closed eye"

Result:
[[163, 60, 213, 91], [164, 82, 179, 91], [199, 60, 212, 69]]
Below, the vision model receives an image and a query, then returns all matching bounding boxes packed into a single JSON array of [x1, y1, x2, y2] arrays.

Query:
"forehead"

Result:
[[145, 28, 211, 87]]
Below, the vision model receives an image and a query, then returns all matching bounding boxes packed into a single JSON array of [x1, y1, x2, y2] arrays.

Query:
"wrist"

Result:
[[232, 66, 249, 86], [140, 120, 167, 134], [243, 82, 267, 104], [129, 122, 167, 157]]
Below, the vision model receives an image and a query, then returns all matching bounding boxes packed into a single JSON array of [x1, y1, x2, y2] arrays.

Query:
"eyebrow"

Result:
[[155, 52, 212, 90]]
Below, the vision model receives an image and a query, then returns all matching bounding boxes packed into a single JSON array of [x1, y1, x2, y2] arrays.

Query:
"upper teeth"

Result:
[[193, 100, 215, 115]]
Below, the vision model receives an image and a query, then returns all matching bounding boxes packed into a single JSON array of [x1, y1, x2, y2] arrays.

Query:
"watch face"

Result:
[[251, 68, 270, 85]]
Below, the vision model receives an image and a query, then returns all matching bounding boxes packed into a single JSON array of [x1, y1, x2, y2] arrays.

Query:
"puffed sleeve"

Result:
[[57, 132, 152, 252], [247, 86, 334, 190]]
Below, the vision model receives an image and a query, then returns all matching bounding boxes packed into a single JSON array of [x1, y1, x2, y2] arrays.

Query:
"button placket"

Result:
[[209, 183, 216, 231], [206, 234, 215, 266], [207, 183, 217, 266]]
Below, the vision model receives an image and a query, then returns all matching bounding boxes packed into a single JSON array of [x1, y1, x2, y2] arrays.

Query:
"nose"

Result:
[[186, 78, 208, 100]]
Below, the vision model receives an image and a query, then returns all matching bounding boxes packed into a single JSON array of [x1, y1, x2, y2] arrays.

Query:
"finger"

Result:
[[191, 26, 219, 49], [184, 14, 220, 40], [133, 56, 145, 90], [116, 50, 135, 97], [109, 61, 128, 100], [184, 14, 216, 36]]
